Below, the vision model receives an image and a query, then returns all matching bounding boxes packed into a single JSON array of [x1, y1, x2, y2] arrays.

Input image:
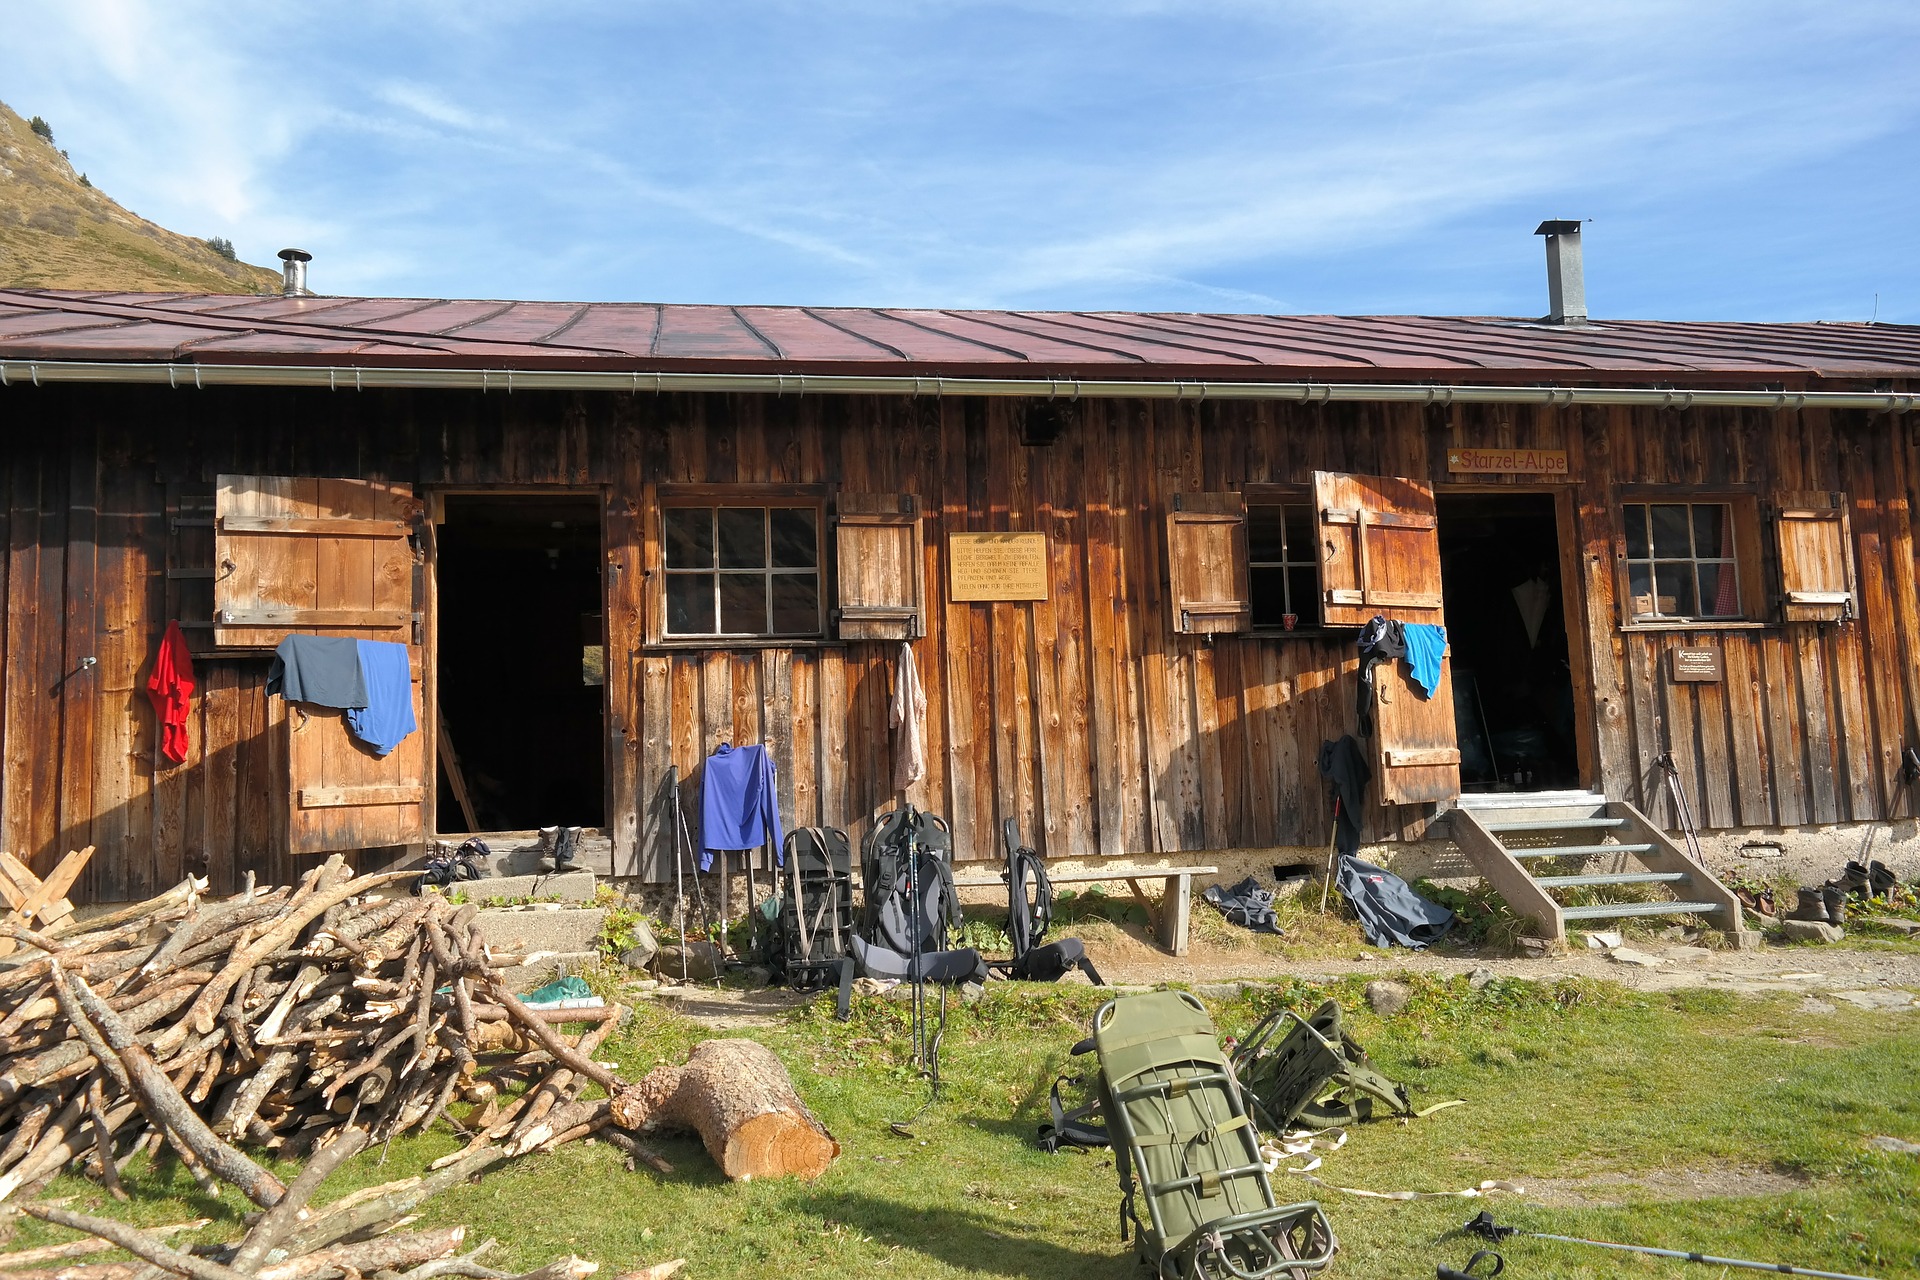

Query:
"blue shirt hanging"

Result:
[[1401, 623, 1447, 698], [345, 640, 417, 756], [700, 743, 784, 871]]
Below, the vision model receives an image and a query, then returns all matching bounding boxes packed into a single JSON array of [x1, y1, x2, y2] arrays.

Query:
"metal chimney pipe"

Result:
[[277, 248, 312, 297], [1533, 220, 1586, 325]]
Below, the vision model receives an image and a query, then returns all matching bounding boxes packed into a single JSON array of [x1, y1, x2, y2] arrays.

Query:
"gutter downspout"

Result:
[[0, 359, 1913, 413]]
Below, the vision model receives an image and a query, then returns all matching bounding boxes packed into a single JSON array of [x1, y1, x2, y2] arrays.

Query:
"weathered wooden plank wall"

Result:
[[1, 383, 1915, 902]]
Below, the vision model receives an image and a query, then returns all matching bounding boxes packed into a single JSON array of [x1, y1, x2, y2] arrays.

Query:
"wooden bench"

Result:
[[951, 865, 1218, 957]]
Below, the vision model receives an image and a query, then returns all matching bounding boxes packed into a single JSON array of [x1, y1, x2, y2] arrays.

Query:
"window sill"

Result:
[[1249, 629, 1343, 640], [1618, 620, 1769, 633], [643, 637, 845, 653]]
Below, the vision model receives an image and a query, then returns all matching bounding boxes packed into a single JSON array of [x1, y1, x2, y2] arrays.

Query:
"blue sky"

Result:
[[3, 1, 1917, 320]]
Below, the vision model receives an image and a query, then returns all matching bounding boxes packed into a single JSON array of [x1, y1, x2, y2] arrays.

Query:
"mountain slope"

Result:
[[0, 100, 279, 293]]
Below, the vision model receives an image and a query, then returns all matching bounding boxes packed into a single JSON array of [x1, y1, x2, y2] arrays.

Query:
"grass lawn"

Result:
[[11, 974, 1919, 1279]]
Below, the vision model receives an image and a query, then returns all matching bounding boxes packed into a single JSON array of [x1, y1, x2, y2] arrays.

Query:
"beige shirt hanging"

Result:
[[891, 640, 927, 791]]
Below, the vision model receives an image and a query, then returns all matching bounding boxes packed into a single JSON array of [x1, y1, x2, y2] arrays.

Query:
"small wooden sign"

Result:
[[949, 532, 1050, 601], [1670, 646, 1724, 682], [1446, 447, 1569, 476]]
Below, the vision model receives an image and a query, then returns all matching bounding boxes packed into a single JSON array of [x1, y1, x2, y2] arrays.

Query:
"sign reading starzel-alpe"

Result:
[[1447, 447, 1569, 475]]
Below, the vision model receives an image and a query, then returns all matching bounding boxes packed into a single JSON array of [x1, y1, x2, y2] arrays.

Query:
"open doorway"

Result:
[[1436, 492, 1580, 792], [434, 494, 605, 832]]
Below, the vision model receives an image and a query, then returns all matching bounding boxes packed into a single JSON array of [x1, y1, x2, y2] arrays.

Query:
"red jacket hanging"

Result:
[[147, 620, 195, 764]]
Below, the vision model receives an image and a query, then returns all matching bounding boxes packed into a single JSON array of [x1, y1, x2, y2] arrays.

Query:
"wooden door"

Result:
[[215, 475, 427, 853], [1314, 472, 1458, 804]]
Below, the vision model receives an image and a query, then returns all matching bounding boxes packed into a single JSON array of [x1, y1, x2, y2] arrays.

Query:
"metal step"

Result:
[[1504, 842, 1656, 860], [1561, 900, 1726, 920], [1484, 817, 1627, 832], [1535, 871, 1689, 889]]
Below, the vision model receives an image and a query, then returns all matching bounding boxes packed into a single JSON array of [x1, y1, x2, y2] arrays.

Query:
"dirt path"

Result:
[[1091, 931, 1920, 1001]]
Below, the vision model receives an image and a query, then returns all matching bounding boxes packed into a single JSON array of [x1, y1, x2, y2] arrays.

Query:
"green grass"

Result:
[[11, 977, 1919, 1279]]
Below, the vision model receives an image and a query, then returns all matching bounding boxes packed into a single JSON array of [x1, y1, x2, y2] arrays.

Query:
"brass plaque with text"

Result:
[[1671, 646, 1724, 682], [948, 532, 1050, 601]]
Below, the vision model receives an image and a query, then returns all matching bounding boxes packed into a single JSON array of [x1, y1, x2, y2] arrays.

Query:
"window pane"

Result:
[[1627, 563, 1653, 618], [718, 572, 766, 633], [1250, 566, 1287, 627], [666, 573, 714, 633], [664, 508, 713, 568], [770, 573, 820, 634], [1693, 503, 1730, 559], [1655, 562, 1694, 617], [717, 508, 766, 569], [1283, 505, 1313, 567], [1287, 567, 1319, 622], [1650, 504, 1691, 557], [1623, 504, 1649, 560], [1247, 505, 1285, 563], [769, 508, 818, 568], [1697, 562, 1740, 618]]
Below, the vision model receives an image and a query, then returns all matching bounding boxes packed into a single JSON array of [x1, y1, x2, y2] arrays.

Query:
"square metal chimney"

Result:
[[1534, 220, 1586, 325]]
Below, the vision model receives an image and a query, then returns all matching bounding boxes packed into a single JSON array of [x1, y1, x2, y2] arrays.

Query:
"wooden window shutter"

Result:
[[1167, 493, 1251, 634], [1311, 471, 1444, 627], [835, 494, 925, 640], [1775, 491, 1856, 623], [214, 475, 418, 647], [282, 698, 429, 854]]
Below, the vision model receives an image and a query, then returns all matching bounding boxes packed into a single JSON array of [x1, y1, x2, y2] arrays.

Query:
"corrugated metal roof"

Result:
[[2, 288, 1917, 385]]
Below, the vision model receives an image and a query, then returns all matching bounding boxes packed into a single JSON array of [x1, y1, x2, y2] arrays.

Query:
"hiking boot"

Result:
[[1869, 860, 1898, 897], [1786, 888, 1828, 922], [1836, 861, 1872, 900], [554, 826, 582, 871], [1821, 883, 1847, 925]]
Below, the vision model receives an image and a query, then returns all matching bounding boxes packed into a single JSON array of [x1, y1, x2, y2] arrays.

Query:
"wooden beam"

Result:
[[299, 786, 428, 809], [221, 516, 409, 537]]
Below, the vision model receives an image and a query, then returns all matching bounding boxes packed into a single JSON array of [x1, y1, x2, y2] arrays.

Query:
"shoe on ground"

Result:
[[1821, 883, 1847, 925], [554, 825, 582, 870], [1868, 860, 1897, 897], [1837, 861, 1872, 900], [1786, 888, 1828, 922]]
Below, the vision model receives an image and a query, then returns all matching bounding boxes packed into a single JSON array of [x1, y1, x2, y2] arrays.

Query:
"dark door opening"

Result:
[[435, 494, 605, 832], [1436, 493, 1580, 792]]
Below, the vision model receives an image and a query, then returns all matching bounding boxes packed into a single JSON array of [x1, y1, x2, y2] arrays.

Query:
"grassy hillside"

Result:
[[0, 99, 279, 293]]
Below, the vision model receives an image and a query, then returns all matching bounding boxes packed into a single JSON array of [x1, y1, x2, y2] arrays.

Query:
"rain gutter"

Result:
[[0, 358, 1914, 412]]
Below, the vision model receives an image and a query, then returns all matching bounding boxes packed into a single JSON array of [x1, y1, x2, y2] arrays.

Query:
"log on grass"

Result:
[[609, 1039, 838, 1181]]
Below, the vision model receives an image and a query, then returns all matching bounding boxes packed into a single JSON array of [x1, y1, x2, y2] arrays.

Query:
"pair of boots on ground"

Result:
[[1784, 859, 1899, 925], [539, 825, 585, 871]]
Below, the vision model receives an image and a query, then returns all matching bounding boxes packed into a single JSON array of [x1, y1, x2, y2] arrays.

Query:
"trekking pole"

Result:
[[1465, 1212, 1879, 1280], [904, 803, 926, 1073], [1317, 802, 1340, 915], [668, 767, 689, 986]]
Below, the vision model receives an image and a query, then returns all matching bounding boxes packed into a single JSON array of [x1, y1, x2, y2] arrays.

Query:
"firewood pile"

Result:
[[0, 855, 655, 1208]]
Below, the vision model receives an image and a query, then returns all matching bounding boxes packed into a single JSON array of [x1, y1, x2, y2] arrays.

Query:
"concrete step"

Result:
[[1560, 900, 1726, 920], [445, 869, 599, 904], [443, 829, 613, 877], [472, 904, 607, 955], [495, 952, 600, 994]]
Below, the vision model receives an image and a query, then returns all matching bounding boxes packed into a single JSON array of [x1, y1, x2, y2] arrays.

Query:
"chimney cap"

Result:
[[277, 247, 312, 263], [1534, 220, 1582, 237]]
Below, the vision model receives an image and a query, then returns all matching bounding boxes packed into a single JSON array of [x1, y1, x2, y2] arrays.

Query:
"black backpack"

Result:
[[770, 826, 854, 989], [860, 806, 961, 955], [999, 820, 1103, 985]]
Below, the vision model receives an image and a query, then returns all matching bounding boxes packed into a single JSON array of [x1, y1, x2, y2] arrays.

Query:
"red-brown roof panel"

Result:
[[1, 289, 1917, 382]]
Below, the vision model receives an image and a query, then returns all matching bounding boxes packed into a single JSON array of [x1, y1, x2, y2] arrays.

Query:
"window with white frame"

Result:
[[1622, 501, 1743, 622], [662, 503, 822, 637]]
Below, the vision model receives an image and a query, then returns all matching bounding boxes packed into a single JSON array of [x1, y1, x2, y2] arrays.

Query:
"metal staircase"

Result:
[[1449, 792, 1755, 949]]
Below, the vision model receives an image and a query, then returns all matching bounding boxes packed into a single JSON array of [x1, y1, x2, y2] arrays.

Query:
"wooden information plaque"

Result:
[[948, 532, 1050, 601]]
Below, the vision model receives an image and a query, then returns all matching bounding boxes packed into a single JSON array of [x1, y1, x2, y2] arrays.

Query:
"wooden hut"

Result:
[[2, 283, 1917, 938]]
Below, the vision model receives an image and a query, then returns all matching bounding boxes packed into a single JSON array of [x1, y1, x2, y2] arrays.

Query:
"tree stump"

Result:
[[609, 1039, 837, 1180]]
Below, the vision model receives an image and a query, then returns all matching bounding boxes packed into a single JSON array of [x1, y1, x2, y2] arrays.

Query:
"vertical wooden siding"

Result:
[[1, 384, 1916, 901]]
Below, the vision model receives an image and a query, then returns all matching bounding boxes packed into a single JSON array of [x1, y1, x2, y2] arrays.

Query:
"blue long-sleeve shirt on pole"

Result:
[[700, 743, 783, 870]]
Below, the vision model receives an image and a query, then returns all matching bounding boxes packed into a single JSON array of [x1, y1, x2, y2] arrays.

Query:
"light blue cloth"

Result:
[[1401, 623, 1446, 699], [345, 640, 417, 757], [700, 743, 784, 871]]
